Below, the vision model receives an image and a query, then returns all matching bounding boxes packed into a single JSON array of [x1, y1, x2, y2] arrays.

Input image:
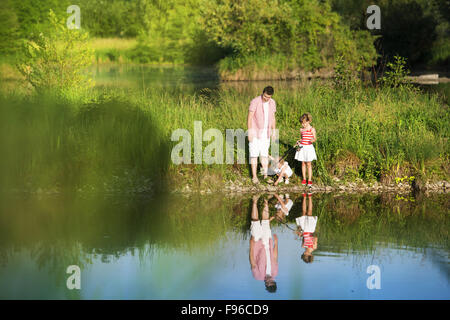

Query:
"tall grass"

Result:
[[0, 80, 448, 191], [0, 94, 169, 193], [124, 81, 448, 185], [89, 37, 137, 64]]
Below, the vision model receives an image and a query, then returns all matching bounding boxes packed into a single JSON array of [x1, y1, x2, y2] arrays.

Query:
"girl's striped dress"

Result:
[[294, 127, 317, 162], [302, 232, 314, 249]]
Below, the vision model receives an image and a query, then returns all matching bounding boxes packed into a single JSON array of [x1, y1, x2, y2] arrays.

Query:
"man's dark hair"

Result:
[[263, 86, 274, 96], [265, 281, 277, 293]]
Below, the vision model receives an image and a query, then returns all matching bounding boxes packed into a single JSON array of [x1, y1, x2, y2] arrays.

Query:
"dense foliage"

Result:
[[16, 10, 94, 94], [2, 0, 447, 70]]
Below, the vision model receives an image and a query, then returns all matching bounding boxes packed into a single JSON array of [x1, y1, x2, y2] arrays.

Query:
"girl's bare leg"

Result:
[[307, 195, 313, 216], [307, 162, 312, 181], [302, 195, 307, 216], [302, 162, 306, 181]]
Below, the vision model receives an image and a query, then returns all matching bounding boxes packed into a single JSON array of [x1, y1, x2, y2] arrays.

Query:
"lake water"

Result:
[[90, 64, 450, 104], [0, 192, 448, 299], [1, 65, 448, 300]]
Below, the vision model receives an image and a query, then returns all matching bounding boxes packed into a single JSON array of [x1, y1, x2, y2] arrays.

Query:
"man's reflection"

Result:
[[249, 194, 278, 293], [295, 193, 318, 263]]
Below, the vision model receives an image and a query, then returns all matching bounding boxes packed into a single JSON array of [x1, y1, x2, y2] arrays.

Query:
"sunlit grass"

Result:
[[0, 78, 448, 191], [88, 37, 138, 51]]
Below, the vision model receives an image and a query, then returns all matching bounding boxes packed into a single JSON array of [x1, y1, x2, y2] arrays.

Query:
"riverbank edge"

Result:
[[170, 178, 449, 195]]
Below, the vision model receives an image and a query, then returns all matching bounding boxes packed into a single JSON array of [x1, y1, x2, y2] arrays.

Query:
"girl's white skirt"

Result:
[[294, 144, 317, 162]]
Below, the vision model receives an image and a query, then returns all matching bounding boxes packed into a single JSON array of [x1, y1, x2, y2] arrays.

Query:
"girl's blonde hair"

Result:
[[300, 112, 312, 123]]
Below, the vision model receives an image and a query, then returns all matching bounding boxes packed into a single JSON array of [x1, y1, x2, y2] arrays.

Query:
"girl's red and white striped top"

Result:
[[300, 128, 314, 145], [303, 232, 314, 249]]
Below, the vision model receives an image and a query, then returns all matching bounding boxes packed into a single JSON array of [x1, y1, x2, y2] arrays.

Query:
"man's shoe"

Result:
[[301, 179, 307, 186]]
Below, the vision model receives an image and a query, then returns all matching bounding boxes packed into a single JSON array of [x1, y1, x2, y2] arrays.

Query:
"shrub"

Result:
[[16, 10, 94, 94]]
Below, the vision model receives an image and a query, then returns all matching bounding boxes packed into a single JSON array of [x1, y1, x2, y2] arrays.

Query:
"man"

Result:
[[247, 86, 277, 184], [249, 195, 278, 293]]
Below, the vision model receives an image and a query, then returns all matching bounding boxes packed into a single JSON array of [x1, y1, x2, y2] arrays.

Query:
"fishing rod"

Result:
[[274, 215, 298, 232], [270, 140, 302, 166]]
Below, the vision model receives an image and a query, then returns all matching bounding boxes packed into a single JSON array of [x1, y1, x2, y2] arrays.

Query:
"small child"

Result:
[[268, 156, 293, 186], [294, 113, 317, 187], [274, 194, 294, 220]]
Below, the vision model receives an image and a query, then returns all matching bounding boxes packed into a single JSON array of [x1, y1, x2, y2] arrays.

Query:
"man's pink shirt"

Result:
[[251, 238, 278, 280], [248, 95, 277, 139]]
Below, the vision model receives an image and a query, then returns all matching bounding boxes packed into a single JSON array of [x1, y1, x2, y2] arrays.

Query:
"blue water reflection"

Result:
[[0, 193, 448, 299]]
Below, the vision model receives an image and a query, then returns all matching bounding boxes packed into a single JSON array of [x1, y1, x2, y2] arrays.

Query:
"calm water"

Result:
[[1, 66, 448, 300], [90, 64, 450, 102], [0, 192, 448, 299]]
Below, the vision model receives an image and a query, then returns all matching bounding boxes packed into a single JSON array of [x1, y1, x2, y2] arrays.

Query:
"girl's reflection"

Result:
[[249, 194, 278, 293], [295, 193, 318, 263]]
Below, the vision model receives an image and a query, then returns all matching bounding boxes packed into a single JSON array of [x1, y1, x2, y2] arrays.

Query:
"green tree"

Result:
[[200, 0, 378, 72], [16, 10, 94, 94], [0, 0, 20, 56]]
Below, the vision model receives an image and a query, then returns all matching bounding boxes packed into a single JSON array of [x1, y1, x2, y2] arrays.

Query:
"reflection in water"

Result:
[[249, 195, 278, 293], [0, 192, 448, 299], [295, 193, 318, 264]]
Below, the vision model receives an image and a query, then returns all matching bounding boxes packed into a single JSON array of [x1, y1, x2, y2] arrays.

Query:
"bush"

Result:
[[380, 55, 411, 88], [16, 10, 94, 94]]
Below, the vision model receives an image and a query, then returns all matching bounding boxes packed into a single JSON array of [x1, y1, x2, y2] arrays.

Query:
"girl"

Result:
[[295, 193, 318, 264], [294, 113, 317, 187]]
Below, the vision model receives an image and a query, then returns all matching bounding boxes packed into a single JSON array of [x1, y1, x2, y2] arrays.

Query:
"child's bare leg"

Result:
[[306, 162, 312, 181], [274, 167, 286, 186], [302, 162, 306, 181]]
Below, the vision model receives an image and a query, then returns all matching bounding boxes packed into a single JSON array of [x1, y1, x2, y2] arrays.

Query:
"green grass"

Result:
[[0, 79, 448, 192], [130, 81, 448, 186], [217, 53, 330, 80], [0, 93, 170, 193], [89, 37, 137, 64]]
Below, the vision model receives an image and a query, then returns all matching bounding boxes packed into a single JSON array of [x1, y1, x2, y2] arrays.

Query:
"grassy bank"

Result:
[[0, 80, 448, 193], [89, 37, 137, 64], [0, 94, 170, 193], [134, 82, 449, 191]]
